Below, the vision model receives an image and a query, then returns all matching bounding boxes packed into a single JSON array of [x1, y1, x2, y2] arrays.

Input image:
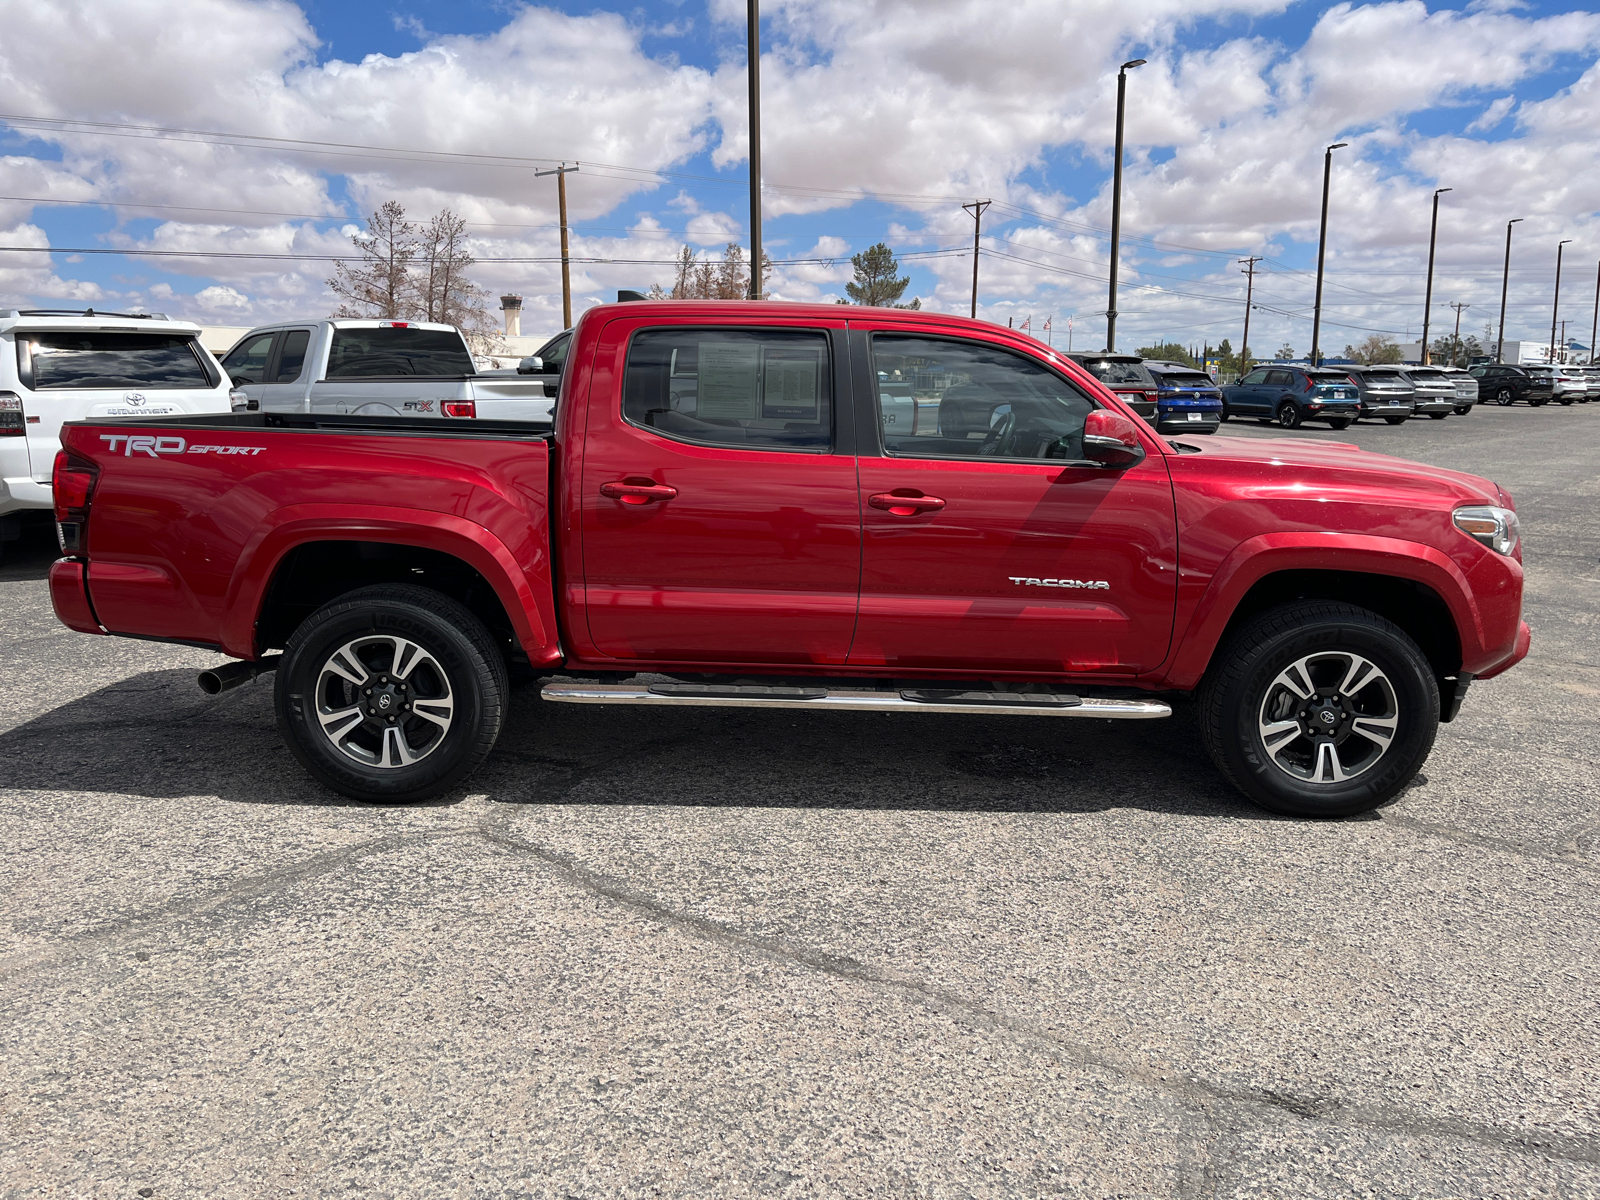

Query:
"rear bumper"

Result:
[[1412, 397, 1457, 414], [1121, 398, 1158, 420], [1156, 412, 1221, 433], [1360, 400, 1414, 416], [49, 558, 104, 635]]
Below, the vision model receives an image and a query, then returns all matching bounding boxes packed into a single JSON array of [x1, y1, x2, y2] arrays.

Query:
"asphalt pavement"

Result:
[[1, 403, 1596, 1198]]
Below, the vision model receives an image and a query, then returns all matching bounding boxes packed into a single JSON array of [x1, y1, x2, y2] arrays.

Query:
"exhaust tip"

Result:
[[197, 670, 225, 695]]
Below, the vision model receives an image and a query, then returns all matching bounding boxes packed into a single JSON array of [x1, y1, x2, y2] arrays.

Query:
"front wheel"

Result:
[[1384, 416, 1407, 425], [1559, 396, 1575, 406], [1327, 418, 1351, 430], [1496, 388, 1515, 406], [275, 584, 508, 802], [1276, 402, 1302, 429], [1428, 412, 1448, 420], [1198, 602, 1439, 817], [1218, 405, 1231, 422], [1454, 405, 1472, 415]]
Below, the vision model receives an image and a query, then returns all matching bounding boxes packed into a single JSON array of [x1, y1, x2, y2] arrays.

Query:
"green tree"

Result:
[[1342, 334, 1403, 365], [845, 242, 918, 308], [1134, 341, 1197, 367]]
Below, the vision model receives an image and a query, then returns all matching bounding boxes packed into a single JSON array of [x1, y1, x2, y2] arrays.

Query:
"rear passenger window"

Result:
[[623, 328, 832, 451], [273, 329, 311, 382], [872, 334, 1094, 461]]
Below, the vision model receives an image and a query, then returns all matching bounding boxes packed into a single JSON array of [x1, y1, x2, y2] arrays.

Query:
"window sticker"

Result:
[[761, 347, 821, 420], [696, 342, 761, 419]]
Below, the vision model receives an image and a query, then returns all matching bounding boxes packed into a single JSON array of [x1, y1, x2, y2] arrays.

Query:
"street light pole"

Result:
[[746, 0, 763, 299], [1238, 256, 1261, 373], [1105, 58, 1146, 352], [962, 199, 991, 319], [1591, 261, 1599, 366], [1421, 187, 1451, 364], [1309, 141, 1347, 367], [1496, 218, 1523, 363], [534, 163, 580, 328], [1550, 238, 1572, 364], [1449, 301, 1469, 367]]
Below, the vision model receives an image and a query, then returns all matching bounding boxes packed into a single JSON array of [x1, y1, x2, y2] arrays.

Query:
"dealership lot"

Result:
[[1, 407, 1595, 1197]]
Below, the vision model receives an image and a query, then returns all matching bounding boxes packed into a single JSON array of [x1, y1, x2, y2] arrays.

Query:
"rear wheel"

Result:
[[1276, 402, 1302, 429], [275, 584, 508, 802], [1383, 416, 1407, 425], [1496, 388, 1515, 406], [1530, 397, 1547, 407], [1199, 602, 1439, 817], [1454, 405, 1472, 415], [1218, 404, 1231, 422], [1327, 418, 1351, 430], [1428, 412, 1448, 419], [1559, 396, 1575, 406]]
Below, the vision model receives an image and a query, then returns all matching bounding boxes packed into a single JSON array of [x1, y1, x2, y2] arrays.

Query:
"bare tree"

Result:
[[415, 209, 493, 341], [328, 201, 417, 319], [1342, 334, 1403, 365], [652, 243, 773, 299]]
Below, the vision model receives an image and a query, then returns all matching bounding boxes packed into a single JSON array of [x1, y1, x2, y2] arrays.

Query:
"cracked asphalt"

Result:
[[1, 403, 1596, 1199]]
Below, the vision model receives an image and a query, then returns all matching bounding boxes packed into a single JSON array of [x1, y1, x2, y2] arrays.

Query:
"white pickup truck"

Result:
[[221, 319, 554, 422], [2, 308, 235, 554]]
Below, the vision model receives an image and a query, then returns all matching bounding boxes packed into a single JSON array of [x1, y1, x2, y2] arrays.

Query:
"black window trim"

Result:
[[221, 330, 282, 387], [618, 323, 848, 456], [856, 327, 1108, 467], [269, 328, 314, 385]]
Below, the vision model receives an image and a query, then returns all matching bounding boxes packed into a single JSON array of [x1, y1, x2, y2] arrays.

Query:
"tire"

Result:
[[1453, 405, 1472, 415], [1530, 397, 1547, 407], [1559, 396, 1574, 406], [1327, 418, 1351, 430], [1276, 402, 1302, 429], [1496, 388, 1514, 406], [275, 584, 508, 802], [1218, 405, 1231, 422], [1383, 416, 1407, 425], [1198, 601, 1439, 818], [1428, 412, 1448, 419]]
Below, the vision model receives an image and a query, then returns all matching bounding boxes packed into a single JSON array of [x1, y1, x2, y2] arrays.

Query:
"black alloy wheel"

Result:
[[1496, 388, 1515, 406], [1198, 601, 1439, 818], [1276, 401, 1302, 429], [275, 584, 508, 802]]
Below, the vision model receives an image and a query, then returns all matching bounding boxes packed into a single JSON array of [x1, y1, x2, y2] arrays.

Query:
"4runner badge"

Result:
[[1009, 577, 1110, 590]]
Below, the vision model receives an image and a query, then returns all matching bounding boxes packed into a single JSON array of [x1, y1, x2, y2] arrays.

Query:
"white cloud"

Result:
[[1467, 95, 1517, 133]]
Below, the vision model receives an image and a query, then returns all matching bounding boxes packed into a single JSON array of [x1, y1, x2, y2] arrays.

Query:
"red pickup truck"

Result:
[[47, 301, 1529, 817]]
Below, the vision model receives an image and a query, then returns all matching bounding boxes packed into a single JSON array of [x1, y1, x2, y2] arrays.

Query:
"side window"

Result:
[[1264, 369, 1293, 387], [222, 333, 276, 385], [1239, 369, 1268, 385], [622, 327, 832, 451], [272, 329, 312, 382], [537, 331, 571, 374], [872, 334, 1094, 462]]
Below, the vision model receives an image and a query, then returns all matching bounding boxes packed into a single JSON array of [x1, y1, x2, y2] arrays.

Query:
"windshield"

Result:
[[26, 332, 213, 390], [1079, 359, 1153, 386], [326, 327, 473, 377], [1156, 372, 1214, 387]]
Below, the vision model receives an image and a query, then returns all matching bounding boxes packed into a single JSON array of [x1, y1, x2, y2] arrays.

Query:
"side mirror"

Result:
[[516, 356, 544, 375], [1082, 409, 1147, 468]]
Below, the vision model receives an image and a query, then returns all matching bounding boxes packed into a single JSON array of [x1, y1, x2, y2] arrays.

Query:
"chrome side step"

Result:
[[540, 682, 1171, 719]]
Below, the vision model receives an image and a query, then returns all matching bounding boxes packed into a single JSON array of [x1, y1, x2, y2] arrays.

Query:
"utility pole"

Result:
[[1310, 141, 1348, 367], [535, 163, 579, 328], [1496, 218, 1523, 363], [1238, 256, 1262, 372], [746, 0, 763, 299], [1421, 187, 1451, 364], [1550, 238, 1572, 365], [962, 199, 991, 319], [1449, 302, 1469, 367], [1591, 262, 1599, 366], [1106, 58, 1146, 351]]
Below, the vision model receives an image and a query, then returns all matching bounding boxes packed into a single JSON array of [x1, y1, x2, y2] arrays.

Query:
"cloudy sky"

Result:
[[1, 0, 1597, 355]]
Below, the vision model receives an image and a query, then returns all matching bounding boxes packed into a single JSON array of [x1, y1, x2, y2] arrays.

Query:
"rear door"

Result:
[[577, 315, 861, 666], [849, 328, 1177, 677]]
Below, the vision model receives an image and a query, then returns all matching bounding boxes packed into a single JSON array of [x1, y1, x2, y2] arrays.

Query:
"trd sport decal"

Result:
[[100, 434, 265, 457], [1009, 577, 1111, 590]]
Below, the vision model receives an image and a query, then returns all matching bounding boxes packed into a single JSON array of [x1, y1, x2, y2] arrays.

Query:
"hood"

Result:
[[1169, 434, 1500, 505]]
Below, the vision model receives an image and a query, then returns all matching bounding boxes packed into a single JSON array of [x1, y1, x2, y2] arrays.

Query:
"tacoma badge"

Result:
[[1009, 577, 1110, 590]]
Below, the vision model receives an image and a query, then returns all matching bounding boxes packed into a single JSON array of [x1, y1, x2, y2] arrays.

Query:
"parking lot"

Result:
[[1, 405, 1595, 1198]]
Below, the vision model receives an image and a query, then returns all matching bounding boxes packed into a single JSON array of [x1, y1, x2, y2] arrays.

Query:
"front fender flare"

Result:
[[1158, 532, 1480, 691]]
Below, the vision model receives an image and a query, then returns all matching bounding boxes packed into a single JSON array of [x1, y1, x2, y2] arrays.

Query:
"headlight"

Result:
[[1453, 505, 1519, 556]]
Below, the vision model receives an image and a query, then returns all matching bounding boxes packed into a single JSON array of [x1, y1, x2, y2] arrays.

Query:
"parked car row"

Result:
[[1468, 362, 1596, 406]]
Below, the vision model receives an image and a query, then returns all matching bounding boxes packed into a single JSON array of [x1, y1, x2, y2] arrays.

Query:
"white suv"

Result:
[[1, 310, 236, 536]]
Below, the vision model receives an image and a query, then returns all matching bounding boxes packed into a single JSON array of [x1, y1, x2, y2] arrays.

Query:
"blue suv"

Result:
[[1143, 361, 1224, 434], [1222, 365, 1361, 429]]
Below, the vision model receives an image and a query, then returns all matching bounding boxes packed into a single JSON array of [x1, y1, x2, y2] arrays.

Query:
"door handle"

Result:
[[601, 480, 678, 505], [869, 491, 946, 516]]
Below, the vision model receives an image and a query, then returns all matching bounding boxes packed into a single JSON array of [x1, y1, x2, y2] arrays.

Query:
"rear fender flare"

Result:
[[220, 503, 559, 664], [1160, 533, 1480, 691]]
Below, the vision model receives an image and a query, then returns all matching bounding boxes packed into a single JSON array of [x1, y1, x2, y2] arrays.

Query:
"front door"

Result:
[[849, 330, 1177, 677], [578, 318, 862, 667], [1230, 368, 1269, 414], [257, 328, 314, 412]]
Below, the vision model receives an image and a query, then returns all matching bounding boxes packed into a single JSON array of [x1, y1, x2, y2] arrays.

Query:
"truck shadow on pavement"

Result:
[[0, 667, 1282, 820]]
